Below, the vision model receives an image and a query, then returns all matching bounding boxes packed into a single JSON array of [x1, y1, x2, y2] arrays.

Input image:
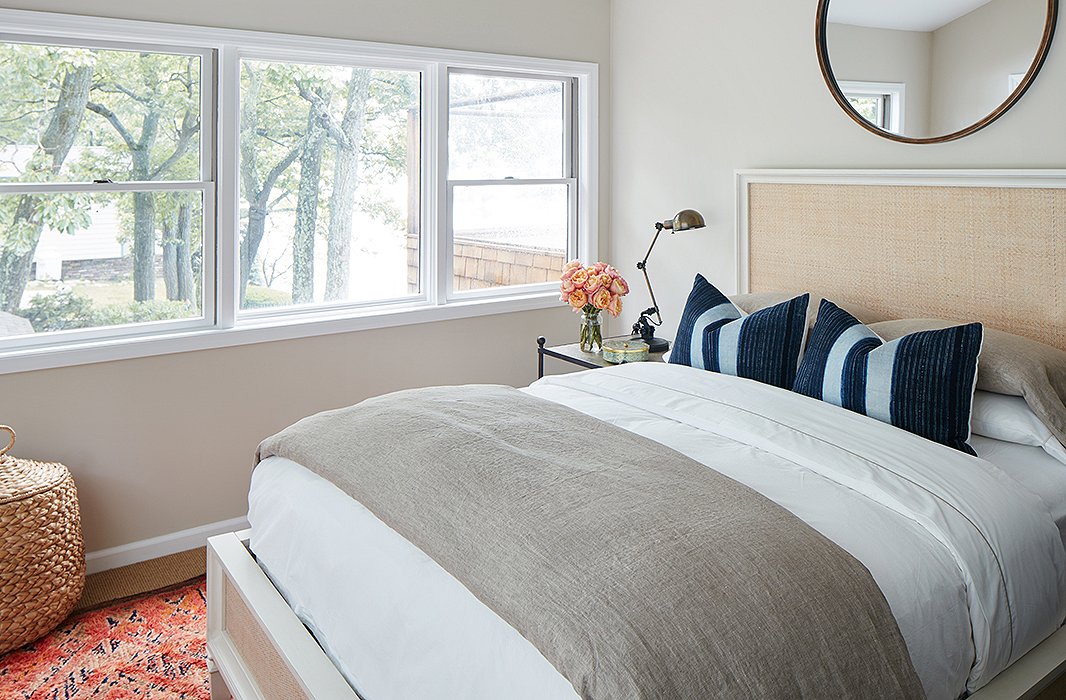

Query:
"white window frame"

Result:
[[0, 39, 217, 352], [444, 69, 579, 302], [230, 50, 432, 322], [838, 80, 905, 134], [0, 9, 598, 375]]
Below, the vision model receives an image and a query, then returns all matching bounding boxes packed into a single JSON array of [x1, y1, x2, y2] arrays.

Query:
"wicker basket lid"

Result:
[[0, 426, 69, 505]]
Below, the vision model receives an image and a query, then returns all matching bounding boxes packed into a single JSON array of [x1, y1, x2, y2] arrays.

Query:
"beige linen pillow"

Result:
[[871, 319, 1066, 447], [730, 292, 892, 329]]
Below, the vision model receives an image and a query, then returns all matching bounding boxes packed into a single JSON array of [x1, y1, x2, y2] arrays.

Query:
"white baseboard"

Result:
[[85, 515, 250, 575]]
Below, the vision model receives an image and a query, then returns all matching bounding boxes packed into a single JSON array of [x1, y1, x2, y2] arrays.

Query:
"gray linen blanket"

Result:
[[256, 385, 924, 699]]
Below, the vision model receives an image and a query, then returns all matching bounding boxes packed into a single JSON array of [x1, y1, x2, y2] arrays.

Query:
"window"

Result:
[[237, 59, 420, 312], [0, 10, 597, 372], [0, 39, 213, 348], [448, 72, 574, 293], [839, 81, 904, 134]]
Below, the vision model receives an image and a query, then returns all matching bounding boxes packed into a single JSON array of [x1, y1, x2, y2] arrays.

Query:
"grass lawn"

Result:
[[23, 279, 293, 309], [23, 276, 300, 314], [25, 279, 169, 307]]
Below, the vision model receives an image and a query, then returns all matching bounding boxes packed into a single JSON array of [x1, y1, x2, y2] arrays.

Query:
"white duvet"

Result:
[[249, 362, 1066, 700]]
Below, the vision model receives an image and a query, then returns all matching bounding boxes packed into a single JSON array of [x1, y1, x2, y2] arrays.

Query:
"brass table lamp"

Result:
[[632, 209, 706, 353]]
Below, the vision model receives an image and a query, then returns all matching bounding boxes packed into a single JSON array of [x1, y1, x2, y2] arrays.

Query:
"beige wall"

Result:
[[825, 23, 933, 137], [930, 0, 1047, 135], [1, 310, 577, 551], [0, 0, 610, 553], [609, 0, 1064, 334]]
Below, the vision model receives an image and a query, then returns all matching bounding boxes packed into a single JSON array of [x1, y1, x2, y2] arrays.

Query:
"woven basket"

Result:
[[0, 426, 85, 654]]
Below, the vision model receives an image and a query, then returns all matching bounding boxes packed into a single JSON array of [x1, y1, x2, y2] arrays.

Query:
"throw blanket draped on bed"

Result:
[[256, 385, 923, 699]]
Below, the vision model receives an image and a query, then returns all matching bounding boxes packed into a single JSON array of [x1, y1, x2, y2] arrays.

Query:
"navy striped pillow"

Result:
[[670, 275, 810, 389], [794, 299, 983, 454], [670, 275, 741, 368]]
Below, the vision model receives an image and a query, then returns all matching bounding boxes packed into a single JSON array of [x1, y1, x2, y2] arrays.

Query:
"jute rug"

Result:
[[76, 548, 207, 613], [0, 577, 208, 699]]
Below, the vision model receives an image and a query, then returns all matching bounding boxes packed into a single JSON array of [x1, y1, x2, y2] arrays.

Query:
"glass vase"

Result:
[[579, 308, 603, 353]]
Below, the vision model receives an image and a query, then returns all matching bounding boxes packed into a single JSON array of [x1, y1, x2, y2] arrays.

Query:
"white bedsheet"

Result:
[[249, 363, 1066, 700], [972, 435, 1066, 547], [250, 457, 580, 700]]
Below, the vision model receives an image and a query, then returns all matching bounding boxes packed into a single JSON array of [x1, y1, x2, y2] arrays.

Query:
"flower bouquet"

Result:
[[560, 260, 629, 352]]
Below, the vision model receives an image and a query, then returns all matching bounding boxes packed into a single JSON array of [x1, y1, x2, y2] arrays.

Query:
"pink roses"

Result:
[[560, 260, 629, 317]]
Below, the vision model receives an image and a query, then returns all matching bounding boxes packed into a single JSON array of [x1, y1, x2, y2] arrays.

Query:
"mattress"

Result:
[[248, 364, 1066, 700]]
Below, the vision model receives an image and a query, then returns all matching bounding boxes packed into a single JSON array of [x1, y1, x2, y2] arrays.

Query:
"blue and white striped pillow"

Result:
[[794, 299, 984, 454], [669, 275, 741, 367], [669, 275, 810, 389]]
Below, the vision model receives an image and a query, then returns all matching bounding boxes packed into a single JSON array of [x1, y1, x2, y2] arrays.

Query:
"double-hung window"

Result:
[[0, 10, 597, 373], [447, 71, 575, 295], [0, 37, 215, 349]]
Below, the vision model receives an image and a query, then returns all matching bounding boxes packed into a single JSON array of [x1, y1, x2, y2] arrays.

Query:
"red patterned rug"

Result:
[[0, 577, 209, 699]]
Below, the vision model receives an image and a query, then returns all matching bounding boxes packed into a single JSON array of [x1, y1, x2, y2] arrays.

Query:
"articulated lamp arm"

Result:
[[635, 221, 666, 327], [631, 210, 705, 351]]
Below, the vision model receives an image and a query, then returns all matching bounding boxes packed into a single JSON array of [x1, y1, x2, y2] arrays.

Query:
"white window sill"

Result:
[[0, 291, 561, 376]]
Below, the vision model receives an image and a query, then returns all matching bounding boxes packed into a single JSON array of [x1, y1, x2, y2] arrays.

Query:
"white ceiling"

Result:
[[828, 0, 995, 32]]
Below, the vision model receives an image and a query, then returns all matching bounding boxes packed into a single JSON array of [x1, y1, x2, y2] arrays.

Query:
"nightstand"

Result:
[[536, 336, 667, 379]]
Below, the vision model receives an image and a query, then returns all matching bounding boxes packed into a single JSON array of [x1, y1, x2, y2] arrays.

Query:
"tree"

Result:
[[258, 243, 292, 289], [0, 60, 92, 312], [160, 192, 196, 302], [86, 52, 200, 301], [291, 81, 329, 304], [301, 68, 371, 301], [323, 69, 371, 301], [238, 62, 305, 306], [356, 73, 418, 236], [240, 62, 415, 307]]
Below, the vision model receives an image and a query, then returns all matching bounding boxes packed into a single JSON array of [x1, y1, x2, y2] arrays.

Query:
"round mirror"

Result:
[[817, 0, 1058, 143]]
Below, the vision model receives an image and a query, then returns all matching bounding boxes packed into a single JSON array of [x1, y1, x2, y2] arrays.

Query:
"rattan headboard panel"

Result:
[[744, 178, 1066, 350]]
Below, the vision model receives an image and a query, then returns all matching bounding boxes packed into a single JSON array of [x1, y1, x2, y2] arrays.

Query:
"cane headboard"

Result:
[[737, 170, 1066, 351]]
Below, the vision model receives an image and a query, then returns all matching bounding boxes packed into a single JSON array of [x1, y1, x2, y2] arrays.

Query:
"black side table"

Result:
[[536, 336, 667, 379]]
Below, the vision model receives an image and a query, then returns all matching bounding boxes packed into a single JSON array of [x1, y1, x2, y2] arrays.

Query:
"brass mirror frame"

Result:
[[816, 0, 1059, 144]]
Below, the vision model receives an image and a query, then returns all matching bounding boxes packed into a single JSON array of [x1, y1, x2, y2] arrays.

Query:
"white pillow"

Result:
[[971, 391, 1066, 466]]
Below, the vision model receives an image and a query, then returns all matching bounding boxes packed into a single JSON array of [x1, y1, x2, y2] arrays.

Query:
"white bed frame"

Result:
[[207, 529, 1065, 700], [208, 169, 1066, 699], [206, 530, 359, 700]]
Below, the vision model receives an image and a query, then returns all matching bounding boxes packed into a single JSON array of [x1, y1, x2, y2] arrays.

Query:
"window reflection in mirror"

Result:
[[822, 0, 1053, 141], [839, 81, 903, 133]]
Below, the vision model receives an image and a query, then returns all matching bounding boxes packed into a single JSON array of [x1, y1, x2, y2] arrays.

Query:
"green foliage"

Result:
[[239, 61, 417, 235], [243, 285, 292, 309], [361, 72, 417, 182], [35, 192, 93, 235], [18, 291, 194, 332], [3, 217, 42, 256], [87, 48, 201, 180], [17, 291, 96, 331], [0, 192, 94, 255], [0, 43, 199, 184], [2, 39, 417, 312], [90, 298, 196, 326], [1, 42, 202, 310], [0, 45, 94, 149]]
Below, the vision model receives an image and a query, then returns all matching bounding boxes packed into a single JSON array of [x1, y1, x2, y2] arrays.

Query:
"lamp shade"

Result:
[[663, 209, 706, 231]]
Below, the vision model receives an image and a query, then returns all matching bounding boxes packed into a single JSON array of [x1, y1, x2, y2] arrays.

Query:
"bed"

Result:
[[207, 169, 1066, 700]]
